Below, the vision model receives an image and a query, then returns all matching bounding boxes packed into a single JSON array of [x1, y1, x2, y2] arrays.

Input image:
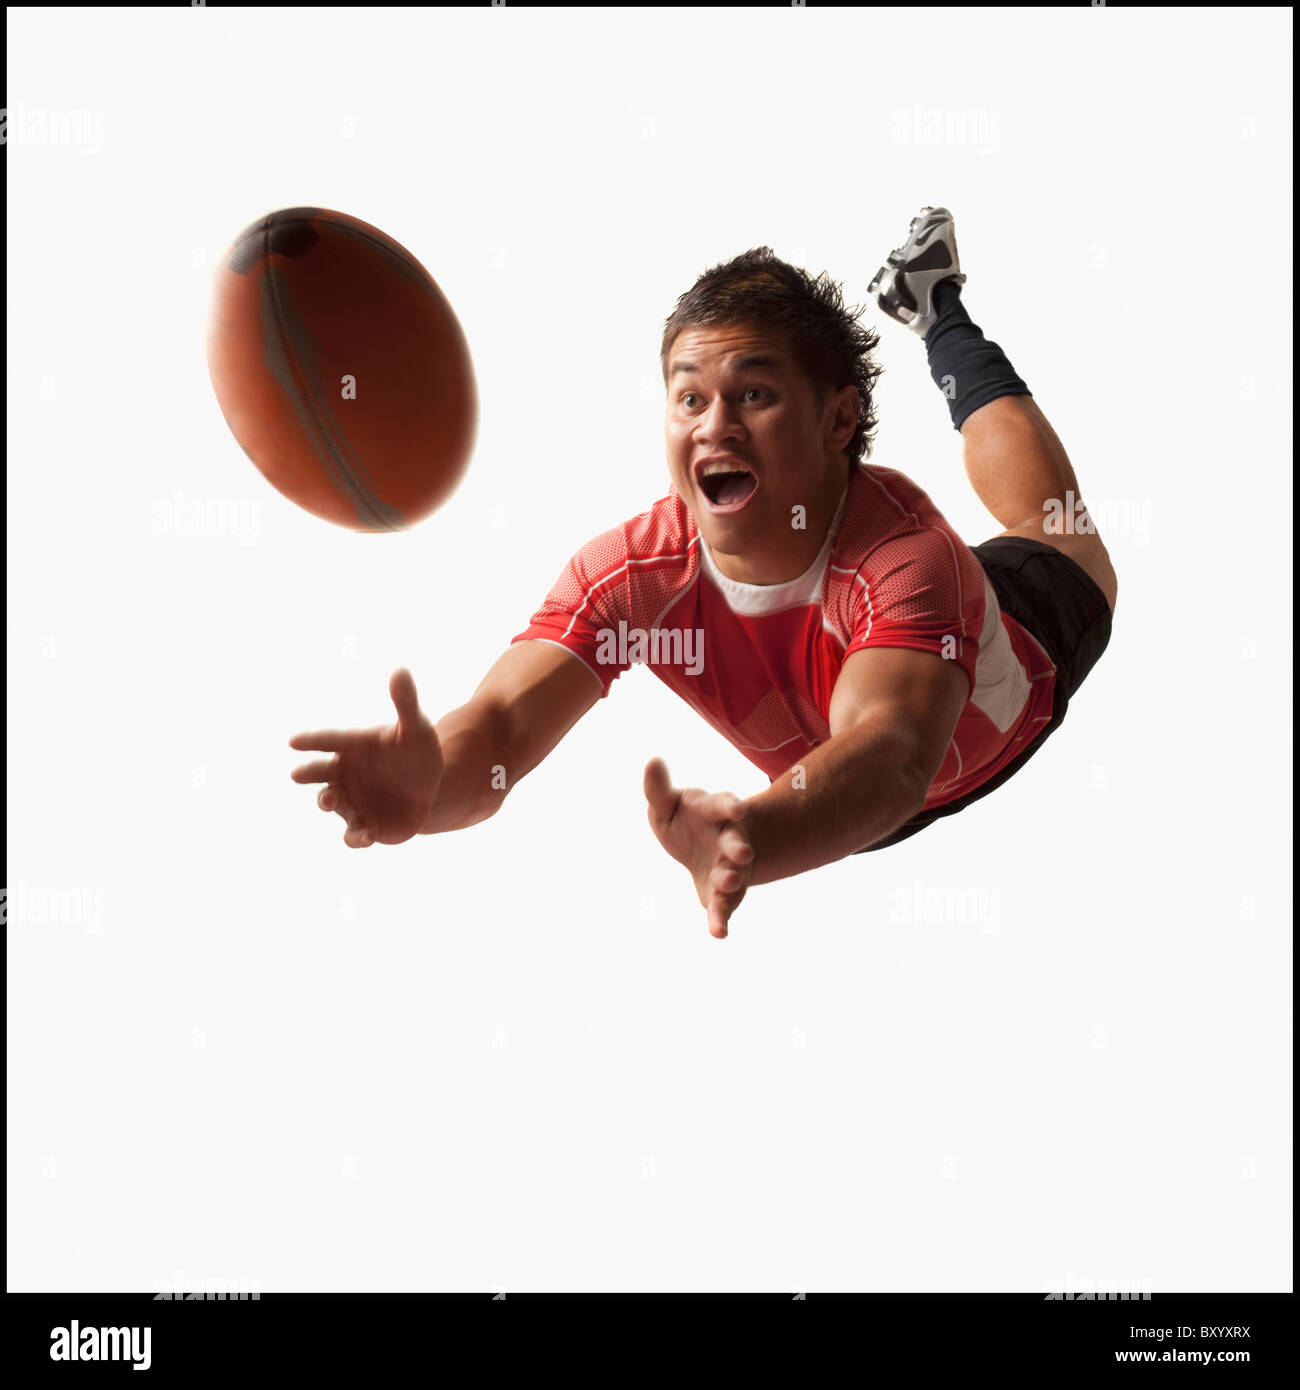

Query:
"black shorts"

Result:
[[855, 536, 1113, 853]]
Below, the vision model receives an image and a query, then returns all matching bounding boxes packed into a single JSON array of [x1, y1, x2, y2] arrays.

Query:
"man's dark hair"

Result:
[[659, 247, 884, 466]]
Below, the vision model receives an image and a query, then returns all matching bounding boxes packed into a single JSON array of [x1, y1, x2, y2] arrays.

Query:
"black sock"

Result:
[[924, 280, 1031, 431]]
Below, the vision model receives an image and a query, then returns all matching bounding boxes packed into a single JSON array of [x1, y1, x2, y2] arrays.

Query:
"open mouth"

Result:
[[697, 467, 758, 510]]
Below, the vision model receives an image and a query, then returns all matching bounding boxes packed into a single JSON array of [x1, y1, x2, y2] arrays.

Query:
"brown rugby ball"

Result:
[[206, 207, 477, 531]]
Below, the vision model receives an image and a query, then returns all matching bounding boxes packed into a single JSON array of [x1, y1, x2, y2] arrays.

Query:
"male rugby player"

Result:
[[290, 208, 1116, 938]]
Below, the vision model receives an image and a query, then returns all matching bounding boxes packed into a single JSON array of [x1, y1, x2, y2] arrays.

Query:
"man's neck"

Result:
[[708, 463, 851, 586]]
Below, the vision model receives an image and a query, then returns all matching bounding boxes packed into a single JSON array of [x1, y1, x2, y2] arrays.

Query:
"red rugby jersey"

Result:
[[511, 463, 1057, 810]]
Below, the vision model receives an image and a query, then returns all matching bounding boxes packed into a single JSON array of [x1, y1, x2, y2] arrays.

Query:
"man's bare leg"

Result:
[[958, 394, 1119, 614], [869, 206, 1118, 615]]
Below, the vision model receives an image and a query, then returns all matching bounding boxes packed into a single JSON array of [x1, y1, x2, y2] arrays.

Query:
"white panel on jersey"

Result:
[[969, 574, 1034, 733], [696, 482, 849, 616]]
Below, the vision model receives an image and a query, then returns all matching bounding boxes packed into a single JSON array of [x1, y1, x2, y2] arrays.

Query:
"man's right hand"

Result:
[[289, 668, 443, 848]]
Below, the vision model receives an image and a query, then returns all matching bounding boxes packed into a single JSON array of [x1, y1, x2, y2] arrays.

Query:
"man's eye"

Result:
[[680, 388, 766, 407]]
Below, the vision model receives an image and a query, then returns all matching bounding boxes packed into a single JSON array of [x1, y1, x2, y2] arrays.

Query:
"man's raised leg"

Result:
[[870, 209, 1118, 614], [956, 390, 1119, 614]]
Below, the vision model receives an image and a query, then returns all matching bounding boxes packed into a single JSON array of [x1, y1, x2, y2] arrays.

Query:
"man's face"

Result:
[[664, 322, 856, 583]]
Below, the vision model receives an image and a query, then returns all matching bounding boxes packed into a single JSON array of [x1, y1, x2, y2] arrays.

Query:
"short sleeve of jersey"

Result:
[[510, 524, 633, 698], [843, 526, 982, 691]]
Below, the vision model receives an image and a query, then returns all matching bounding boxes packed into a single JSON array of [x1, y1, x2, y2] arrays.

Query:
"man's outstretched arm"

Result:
[[744, 646, 970, 884], [645, 645, 969, 936], [290, 640, 601, 847], [421, 641, 602, 833]]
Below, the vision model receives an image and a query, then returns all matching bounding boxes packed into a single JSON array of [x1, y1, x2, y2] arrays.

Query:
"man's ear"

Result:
[[824, 383, 860, 453]]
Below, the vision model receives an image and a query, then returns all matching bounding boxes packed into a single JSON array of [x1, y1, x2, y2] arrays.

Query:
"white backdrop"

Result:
[[6, 6, 1292, 1294]]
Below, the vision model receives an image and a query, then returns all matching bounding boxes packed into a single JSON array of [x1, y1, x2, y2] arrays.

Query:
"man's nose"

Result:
[[696, 399, 747, 444]]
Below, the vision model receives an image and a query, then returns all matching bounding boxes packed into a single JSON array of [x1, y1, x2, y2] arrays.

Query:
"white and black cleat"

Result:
[[868, 206, 967, 337]]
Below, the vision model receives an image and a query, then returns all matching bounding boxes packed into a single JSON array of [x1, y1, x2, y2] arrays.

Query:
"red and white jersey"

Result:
[[511, 463, 1057, 809]]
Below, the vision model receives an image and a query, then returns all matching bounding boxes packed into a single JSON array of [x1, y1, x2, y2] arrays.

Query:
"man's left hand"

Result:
[[643, 757, 754, 939]]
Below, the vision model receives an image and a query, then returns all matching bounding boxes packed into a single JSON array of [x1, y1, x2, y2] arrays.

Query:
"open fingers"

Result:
[[707, 891, 738, 939], [389, 668, 421, 728], [708, 826, 752, 937], [718, 827, 754, 865], [292, 756, 340, 785], [708, 841, 751, 938], [700, 790, 746, 828], [343, 823, 374, 849], [711, 863, 743, 894], [288, 731, 352, 754], [317, 787, 373, 848], [643, 757, 679, 824], [319, 787, 366, 834]]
